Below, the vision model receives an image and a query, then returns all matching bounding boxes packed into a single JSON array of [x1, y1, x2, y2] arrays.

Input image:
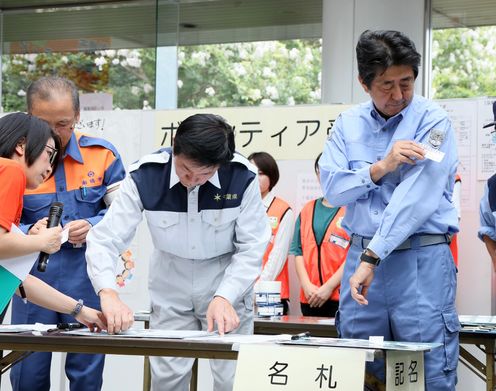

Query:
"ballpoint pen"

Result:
[[291, 331, 310, 340], [57, 322, 83, 330]]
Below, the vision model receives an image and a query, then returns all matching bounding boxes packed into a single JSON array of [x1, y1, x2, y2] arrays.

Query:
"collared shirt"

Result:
[[169, 155, 221, 189], [319, 95, 459, 260], [259, 193, 294, 281], [86, 148, 271, 304], [22, 131, 125, 231]]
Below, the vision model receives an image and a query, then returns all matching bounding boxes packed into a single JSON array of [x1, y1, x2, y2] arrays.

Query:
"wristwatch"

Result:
[[360, 250, 381, 266], [70, 299, 84, 317]]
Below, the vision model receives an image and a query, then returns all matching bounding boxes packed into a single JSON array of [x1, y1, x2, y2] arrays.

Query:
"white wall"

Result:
[[322, 0, 426, 105]]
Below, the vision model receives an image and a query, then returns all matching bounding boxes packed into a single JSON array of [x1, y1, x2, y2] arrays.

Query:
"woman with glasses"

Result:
[[0, 112, 106, 330]]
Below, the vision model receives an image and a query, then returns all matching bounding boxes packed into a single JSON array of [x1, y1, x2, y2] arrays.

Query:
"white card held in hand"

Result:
[[61, 226, 70, 244], [421, 143, 445, 163]]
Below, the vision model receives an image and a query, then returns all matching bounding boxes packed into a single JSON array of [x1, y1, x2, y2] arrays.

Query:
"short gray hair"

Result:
[[27, 76, 80, 114]]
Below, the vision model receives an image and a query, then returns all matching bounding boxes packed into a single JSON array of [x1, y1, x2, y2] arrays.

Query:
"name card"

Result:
[[386, 351, 424, 390], [233, 344, 366, 390]]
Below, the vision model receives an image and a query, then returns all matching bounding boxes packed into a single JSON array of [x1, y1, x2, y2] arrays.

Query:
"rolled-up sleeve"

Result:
[[320, 116, 379, 207], [215, 178, 271, 304], [367, 118, 457, 259], [479, 182, 496, 241]]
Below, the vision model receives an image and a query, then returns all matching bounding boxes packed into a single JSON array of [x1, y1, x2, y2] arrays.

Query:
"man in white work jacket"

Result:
[[86, 113, 271, 391]]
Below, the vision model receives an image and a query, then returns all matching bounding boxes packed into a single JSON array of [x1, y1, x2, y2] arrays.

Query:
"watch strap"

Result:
[[71, 299, 84, 317], [360, 250, 380, 266]]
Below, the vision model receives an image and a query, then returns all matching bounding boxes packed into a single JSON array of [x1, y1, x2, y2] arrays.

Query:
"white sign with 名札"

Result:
[[386, 350, 424, 390], [233, 344, 366, 390]]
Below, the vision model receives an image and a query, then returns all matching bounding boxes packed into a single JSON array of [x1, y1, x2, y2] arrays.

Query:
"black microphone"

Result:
[[37, 202, 64, 272]]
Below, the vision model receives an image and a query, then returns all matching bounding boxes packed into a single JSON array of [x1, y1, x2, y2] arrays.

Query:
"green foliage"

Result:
[[432, 26, 496, 98], [1, 48, 156, 111], [177, 39, 322, 108], [1, 39, 321, 111], [5, 27, 494, 111]]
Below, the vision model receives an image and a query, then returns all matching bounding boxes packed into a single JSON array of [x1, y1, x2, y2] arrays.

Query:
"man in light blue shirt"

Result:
[[320, 30, 459, 390]]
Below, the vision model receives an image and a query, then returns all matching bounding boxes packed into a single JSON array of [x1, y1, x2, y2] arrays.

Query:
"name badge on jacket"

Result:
[[330, 234, 348, 248]]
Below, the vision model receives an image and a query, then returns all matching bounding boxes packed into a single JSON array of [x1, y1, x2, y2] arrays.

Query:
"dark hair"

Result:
[[356, 30, 421, 88], [0, 112, 61, 171], [248, 151, 279, 191], [27, 76, 80, 114], [314, 152, 322, 175], [173, 114, 235, 166]]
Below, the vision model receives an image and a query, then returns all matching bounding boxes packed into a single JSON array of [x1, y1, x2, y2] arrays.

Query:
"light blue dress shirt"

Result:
[[319, 95, 459, 260]]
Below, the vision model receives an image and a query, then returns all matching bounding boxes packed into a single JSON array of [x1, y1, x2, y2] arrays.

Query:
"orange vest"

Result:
[[449, 174, 461, 266], [262, 197, 291, 299], [299, 200, 349, 303]]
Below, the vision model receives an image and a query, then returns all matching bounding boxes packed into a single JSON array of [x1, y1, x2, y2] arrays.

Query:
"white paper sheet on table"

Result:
[[187, 333, 293, 351], [0, 323, 56, 333], [459, 315, 496, 325], [63, 328, 213, 339]]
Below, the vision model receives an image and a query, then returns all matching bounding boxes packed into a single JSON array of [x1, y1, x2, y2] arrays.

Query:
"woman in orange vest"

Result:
[[249, 152, 294, 315], [290, 153, 349, 317]]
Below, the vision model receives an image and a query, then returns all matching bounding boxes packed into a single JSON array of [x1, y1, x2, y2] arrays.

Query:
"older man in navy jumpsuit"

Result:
[[86, 113, 270, 391], [319, 30, 459, 390], [11, 77, 125, 391]]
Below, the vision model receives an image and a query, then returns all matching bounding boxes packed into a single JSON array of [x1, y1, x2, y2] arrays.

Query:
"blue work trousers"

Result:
[[338, 240, 459, 391]]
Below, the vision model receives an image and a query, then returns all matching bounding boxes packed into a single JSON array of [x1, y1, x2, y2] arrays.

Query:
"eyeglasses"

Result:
[[45, 144, 58, 166]]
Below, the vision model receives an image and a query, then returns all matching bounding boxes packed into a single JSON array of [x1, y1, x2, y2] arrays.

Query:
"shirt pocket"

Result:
[[74, 186, 105, 218], [22, 194, 55, 223], [441, 308, 461, 372], [201, 207, 239, 255], [145, 211, 180, 252]]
